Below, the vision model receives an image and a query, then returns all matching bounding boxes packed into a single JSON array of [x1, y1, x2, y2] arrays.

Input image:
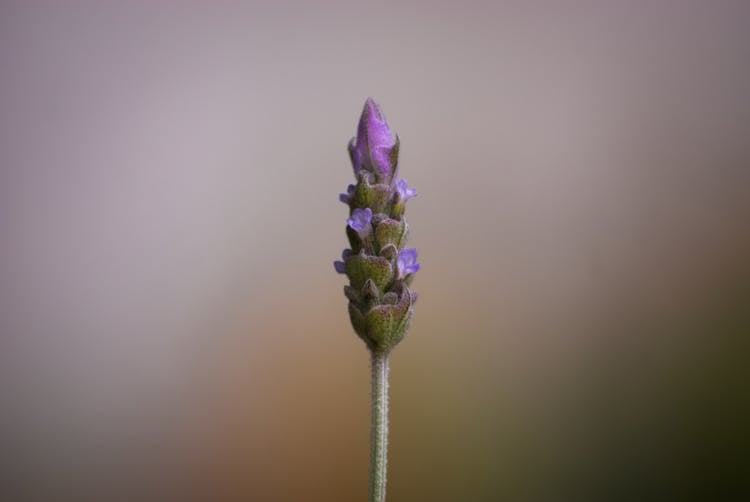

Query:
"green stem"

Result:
[[369, 351, 390, 502]]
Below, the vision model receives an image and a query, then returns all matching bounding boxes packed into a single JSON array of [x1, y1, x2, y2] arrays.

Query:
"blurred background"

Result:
[[1, 1, 749, 501]]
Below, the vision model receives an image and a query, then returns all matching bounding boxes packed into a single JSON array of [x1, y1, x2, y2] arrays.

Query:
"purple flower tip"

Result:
[[397, 248, 420, 279], [350, 98, 397, 179], [395, 179, 417, 202], [339, 184, 355, 204], [347, 207, 373, 238]]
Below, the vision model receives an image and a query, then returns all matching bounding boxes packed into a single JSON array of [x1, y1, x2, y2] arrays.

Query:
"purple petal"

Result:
[[347, 207, 373, 237], [333, 261, 346, 274], [397, 248, 420, 279], [339, 184, 355, 204], [396, 179, 417, 201]]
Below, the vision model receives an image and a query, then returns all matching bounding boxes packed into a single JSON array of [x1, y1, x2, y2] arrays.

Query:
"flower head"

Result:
[[397, 249, 420, 279], [347, 207, 373, 238], [337, 99, 418, 355], [348, 98, 397, 182]]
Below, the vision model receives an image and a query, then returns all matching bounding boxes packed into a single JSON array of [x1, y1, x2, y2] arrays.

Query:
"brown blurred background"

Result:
[[1, 1, 749, 501]]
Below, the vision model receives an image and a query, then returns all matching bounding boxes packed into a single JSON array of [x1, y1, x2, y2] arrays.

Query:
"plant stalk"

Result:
[[369, 351, 390, 502]]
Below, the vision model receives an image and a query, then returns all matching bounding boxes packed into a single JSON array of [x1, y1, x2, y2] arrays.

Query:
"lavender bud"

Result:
[[336, 98, 420, 354], [348, 97, 399, 184]]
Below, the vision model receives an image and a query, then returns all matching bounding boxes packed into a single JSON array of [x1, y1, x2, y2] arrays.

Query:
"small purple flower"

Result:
[[395, 179, 417, 202], [397, 248, 420, 279], [333, 250, 347, 274], [339, 184, 355, 204], [349, 98, 397, 180], [347, 207, 373, 238]]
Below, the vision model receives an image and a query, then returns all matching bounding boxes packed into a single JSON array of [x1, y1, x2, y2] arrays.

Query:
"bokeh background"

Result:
[[1, 1, 749, 501]]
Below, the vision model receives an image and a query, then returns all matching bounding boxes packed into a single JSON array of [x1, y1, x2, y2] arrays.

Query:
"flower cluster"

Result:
[[335, 98, 419, 354]]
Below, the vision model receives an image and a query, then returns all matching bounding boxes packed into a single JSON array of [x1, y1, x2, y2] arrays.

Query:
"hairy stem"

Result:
[[369, 351, 390, 502]]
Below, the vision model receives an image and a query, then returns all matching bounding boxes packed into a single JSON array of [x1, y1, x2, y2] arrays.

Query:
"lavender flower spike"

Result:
[[348, 97, 399, 182], [335, 98, 420, 502], [337, 99, 418, 353]]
